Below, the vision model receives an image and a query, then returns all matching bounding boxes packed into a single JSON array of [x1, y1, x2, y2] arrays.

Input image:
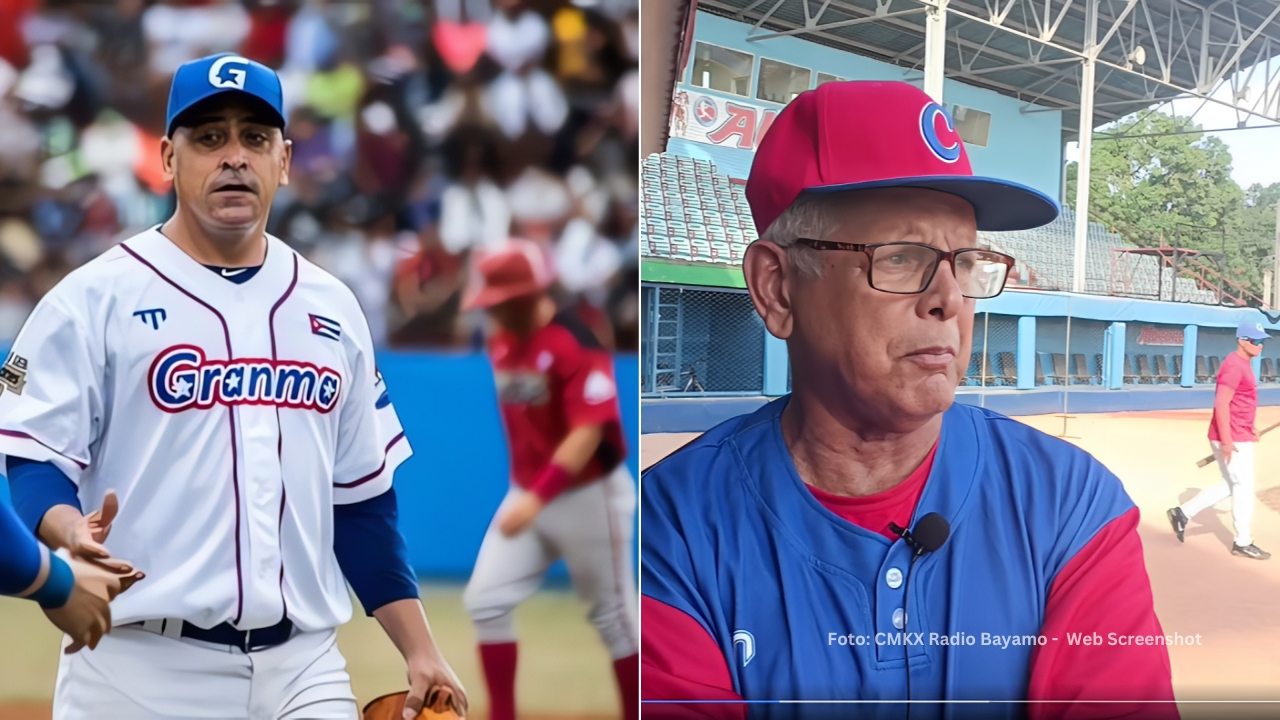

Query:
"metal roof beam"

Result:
[[1094, 0, 1140, 53], [1022, 64, 1080, 107], [751, 0, 788, 31], [738, 0, 774, 16], [1020, 96, 1173, 112], [1139, 0, 1170, 82], [1207, 1, 1280, 89], [1174, 0, 1280, 47], [710, 0, 1066, 102], [953, 0, 1280, 56], [891, 37, 929, 60], [962, 55, 1079, 76], [749, 5, 928, 40], [700, 0, 964, 78], [947, 0, 1279, 98], [703, 0, 1280, 123], [942, 3, 1280, 122], [815, 0, 1152, 106]]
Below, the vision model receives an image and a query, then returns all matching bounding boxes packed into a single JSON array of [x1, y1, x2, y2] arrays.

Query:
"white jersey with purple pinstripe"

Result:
[[0, 228, 409, 632]]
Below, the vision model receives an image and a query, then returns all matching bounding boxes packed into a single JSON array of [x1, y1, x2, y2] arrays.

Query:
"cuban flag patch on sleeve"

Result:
[[309, 314, 342, 341]]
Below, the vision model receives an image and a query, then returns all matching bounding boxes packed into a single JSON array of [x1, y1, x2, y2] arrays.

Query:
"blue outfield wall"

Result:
[[383, 352, 639, 580], [0, 352, 640, 581], [641, 289, 1280, 434]]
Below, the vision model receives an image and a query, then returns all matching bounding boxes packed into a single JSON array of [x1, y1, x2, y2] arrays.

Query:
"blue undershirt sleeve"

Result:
[[6, 457, 81, 534], [333, 486, 419, 615]]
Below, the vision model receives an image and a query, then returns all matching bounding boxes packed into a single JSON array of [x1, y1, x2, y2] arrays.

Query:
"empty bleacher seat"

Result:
[[1195, 356, 1212, 383], [1071, 353, 1092, 385], [1049, 353, 1068, 384], [1124, 355, 1140, 384], [1135, 355, 1156, 383], [996, 352, 1017, 386]]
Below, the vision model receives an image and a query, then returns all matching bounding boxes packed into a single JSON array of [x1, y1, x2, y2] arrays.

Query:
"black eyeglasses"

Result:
[[795, 239, 1017, 300]]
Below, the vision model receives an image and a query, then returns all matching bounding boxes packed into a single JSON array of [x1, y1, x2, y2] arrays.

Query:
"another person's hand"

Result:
[[43, 557, 138, 654], [403, 651, 468, 719], [496, 492, 545, 537], [61, 491, 140, 585]]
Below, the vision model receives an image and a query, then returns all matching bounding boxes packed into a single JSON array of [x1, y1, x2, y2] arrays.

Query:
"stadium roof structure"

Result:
[[697, 0, 1280, 138]]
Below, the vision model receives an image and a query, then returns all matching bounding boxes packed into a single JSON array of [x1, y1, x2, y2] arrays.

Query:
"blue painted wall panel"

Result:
[[978, 289, 1280, 330]]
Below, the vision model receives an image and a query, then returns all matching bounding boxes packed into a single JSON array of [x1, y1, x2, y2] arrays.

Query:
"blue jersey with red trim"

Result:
[[642, 398, 1148, 719]]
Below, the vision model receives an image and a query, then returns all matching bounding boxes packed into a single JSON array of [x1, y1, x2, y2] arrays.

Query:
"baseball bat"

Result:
[[1195, 420, 1280, 467]]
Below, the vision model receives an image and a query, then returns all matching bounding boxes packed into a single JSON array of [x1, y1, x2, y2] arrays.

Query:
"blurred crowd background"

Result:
[[0, 0, 639, 349]]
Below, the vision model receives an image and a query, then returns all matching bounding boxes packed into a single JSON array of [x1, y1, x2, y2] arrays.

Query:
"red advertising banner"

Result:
[[1137, 326, 1185, 346]]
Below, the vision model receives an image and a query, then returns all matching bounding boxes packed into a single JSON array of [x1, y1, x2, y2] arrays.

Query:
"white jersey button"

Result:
[[885, 567, 903, 589], [892, 608, 906, 630]]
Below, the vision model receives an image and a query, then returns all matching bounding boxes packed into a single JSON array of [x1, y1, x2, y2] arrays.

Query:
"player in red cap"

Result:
[[461, 239, 638, 720]]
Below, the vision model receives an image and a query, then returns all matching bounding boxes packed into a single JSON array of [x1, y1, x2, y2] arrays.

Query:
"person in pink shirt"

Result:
[[1167, 320, 1271, 559]]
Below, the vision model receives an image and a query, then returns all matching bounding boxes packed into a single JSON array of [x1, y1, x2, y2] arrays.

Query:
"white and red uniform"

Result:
[[462, 309, 638, 710]]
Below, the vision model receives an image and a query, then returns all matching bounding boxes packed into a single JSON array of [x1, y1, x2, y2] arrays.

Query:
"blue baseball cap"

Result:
[[1236, 320, 1269, 342], [165, 53, 285, 137]]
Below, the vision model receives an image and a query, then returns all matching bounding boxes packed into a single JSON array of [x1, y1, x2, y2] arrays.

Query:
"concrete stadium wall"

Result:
[[670, 11, 1065, 198], [0, 353, 640, 581]]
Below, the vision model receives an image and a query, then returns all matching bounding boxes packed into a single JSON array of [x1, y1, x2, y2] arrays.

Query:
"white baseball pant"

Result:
[[53, 624, 357, 719], [1180, 440, 1255, 546], [464, 465, 638, 659]]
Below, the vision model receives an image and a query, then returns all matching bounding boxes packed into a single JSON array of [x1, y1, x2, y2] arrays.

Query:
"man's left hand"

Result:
[[404, 653, 468, 719], [497, 492, 545, 537]]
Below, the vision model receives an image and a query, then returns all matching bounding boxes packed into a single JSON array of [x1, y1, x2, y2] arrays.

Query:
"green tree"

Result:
[[1065, 112, 1269, 299], [1235, 182, 1280, 295]]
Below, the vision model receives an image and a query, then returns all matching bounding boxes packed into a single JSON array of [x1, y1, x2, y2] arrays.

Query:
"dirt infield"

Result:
[[642, 405, 1280, 713]]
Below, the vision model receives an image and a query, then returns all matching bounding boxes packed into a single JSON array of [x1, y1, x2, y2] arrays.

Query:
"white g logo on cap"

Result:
[[208, 56, 250, 90]]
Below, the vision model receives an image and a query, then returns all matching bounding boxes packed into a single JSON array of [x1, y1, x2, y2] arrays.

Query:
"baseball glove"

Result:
[[362, 688, 463, 720]]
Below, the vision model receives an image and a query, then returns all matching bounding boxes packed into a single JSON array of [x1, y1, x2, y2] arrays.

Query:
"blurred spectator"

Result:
[[142, 0, 251, 75], [0, 0, 637, 352], [439, 129, 509, 253]]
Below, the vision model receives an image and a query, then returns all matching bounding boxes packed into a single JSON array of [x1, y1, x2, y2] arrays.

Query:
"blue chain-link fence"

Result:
[[641, 284, 764, 396], [965, 313, 1018, 387]]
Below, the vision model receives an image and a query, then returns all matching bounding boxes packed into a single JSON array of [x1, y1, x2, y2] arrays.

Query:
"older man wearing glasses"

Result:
[[641, 81, 1178, 719], [1168, 320, 1272, 560]]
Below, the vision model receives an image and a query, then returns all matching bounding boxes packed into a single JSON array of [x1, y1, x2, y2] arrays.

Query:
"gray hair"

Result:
[[758, 193, 847, 278]]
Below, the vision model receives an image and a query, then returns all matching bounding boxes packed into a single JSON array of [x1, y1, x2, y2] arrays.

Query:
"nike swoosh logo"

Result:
[[220, 268, 249, 277]]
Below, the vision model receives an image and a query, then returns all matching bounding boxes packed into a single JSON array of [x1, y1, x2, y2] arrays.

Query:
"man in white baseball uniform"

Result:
[[0, 53, 467, 719], [1168, 320, 1271, 560]]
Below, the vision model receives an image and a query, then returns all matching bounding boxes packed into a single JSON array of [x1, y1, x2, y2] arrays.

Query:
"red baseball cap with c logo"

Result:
[[745, 81, 1059, 234]]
